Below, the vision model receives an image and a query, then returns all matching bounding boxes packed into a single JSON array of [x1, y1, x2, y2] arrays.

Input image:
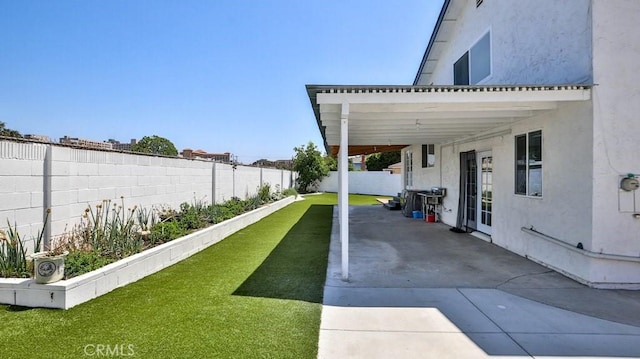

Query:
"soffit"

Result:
[[306, 84, 592, 155]]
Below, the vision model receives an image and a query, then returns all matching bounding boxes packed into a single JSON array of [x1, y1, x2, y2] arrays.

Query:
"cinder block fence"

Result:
[[0, 138, 296, 253]]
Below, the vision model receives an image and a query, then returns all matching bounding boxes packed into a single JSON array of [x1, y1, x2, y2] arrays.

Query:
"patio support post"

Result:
[[339, 102, 349, 281]]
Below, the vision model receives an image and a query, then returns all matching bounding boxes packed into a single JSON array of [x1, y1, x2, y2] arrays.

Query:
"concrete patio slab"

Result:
[[318, 205, 640, 358], [459, 288, 640, 335], [323, 287, 502, 333], [512, 333, 640, 358], [321, 306, 462, 332]]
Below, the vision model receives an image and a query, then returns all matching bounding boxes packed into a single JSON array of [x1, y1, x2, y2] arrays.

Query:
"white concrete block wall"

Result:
[[48, 147, 215, 237], [318, 171, 401, 196], [213, 163, 234, 203], [0, 140, 295, 254], [261, 168, 289, 194], [234, 165, 261, 199], [0, 140, 47, 252]]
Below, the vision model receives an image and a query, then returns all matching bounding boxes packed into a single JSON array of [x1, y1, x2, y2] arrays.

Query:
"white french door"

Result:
[[477, 151, 493, 235]]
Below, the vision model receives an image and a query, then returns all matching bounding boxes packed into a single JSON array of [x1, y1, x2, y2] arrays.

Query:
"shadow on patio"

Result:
[[320, 205, 640, 358]]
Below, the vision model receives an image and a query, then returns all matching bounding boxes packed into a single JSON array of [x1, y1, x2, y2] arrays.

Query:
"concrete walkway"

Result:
[[318, 206, 640, 358]]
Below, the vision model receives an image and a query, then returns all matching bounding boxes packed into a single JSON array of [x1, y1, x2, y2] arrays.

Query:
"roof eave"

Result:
[[413, 0, 452, 85]]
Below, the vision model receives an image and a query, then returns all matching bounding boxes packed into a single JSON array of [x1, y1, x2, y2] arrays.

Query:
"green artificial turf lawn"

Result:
[[0, 193, 381, 359]]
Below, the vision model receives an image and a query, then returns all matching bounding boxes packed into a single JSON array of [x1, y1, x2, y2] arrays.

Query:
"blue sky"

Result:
[[1, 0, 443, 164]]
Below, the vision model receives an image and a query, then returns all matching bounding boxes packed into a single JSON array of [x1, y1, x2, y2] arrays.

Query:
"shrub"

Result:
[[65, 251, 115, 279], [150, 221, 185, 243], [177, 202, 207, 230], [283, 188, 298, 197], [258, 183, 271, 203]]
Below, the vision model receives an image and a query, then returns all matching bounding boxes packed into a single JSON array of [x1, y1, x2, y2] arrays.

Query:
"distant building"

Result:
[[252, 159, 293, 169], [274, 159, 293, 169], [24, 134, 51, 142], [181, 149, 231, 163], [60, 136, 113, 150], [383, 162, 401, 175], [350, 155, 367, 171], [107, 138, 137, 151]]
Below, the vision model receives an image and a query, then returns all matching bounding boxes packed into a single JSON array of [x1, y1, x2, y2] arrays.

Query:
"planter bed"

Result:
[[0, 196, 295, 309]]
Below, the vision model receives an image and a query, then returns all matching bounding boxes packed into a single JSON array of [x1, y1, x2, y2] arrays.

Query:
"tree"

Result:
[[324, 155, 354, 171], [324, 155, 337, 171], [131, 135, 178, 156], [365, 151, 401, 171], [293, 141, 329, 193], [0, 122, 22, 138]]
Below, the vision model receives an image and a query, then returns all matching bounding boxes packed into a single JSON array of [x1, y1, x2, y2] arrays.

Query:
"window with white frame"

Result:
[[453, 31, 491, 85], [422, 144, 435, 168], [515, 130, 543, 197], [405, 150, 413, 188]]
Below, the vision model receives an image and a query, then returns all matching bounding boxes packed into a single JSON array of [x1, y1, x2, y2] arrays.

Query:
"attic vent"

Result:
[[476, 0, 483, 7]]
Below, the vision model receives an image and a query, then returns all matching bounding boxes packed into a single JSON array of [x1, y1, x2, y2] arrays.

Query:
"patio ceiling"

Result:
[[306, 84, 592, 156]]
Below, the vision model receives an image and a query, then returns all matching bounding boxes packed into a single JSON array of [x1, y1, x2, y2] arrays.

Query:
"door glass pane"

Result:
[[481, 156, 492, 226], [405, 151, 413, 187], [466, 158, 476, 222]]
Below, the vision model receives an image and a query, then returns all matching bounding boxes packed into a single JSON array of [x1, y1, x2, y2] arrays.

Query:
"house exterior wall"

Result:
[[590, 0, 640, 258], [405, 0, 640, 287], [402, 145, 441, 191], [403, 100, 597, 284], [422, 0, 592, 86]]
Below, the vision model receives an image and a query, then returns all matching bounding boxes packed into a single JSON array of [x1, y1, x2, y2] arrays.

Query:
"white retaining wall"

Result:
[[0, 139, 295, 252], [0, 196, 296, 309], [318, 171, 401, 196]]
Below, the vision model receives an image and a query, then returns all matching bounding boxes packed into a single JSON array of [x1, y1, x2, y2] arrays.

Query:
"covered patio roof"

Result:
[[307, 84, 592, 156], [306, 83, 592, 281]]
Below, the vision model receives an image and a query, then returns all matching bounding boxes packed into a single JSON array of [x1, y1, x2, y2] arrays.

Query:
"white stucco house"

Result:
[[307, 0, 640, 288]]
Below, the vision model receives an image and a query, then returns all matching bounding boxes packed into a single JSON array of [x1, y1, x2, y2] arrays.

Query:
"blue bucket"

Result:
[[412, 210, 423, 219]]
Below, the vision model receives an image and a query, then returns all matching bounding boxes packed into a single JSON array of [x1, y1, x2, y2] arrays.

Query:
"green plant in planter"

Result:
[[80, 198, 142, 259], [64, 250, 115, 279], [150, 221, 185, 244], [0, 209, 49, 278], [178, 202, 207, 230], [2, 193, 286, 280], [282, 187, 298, 197], [0, 224, 30, 278], [258, 183, 271, 203]]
